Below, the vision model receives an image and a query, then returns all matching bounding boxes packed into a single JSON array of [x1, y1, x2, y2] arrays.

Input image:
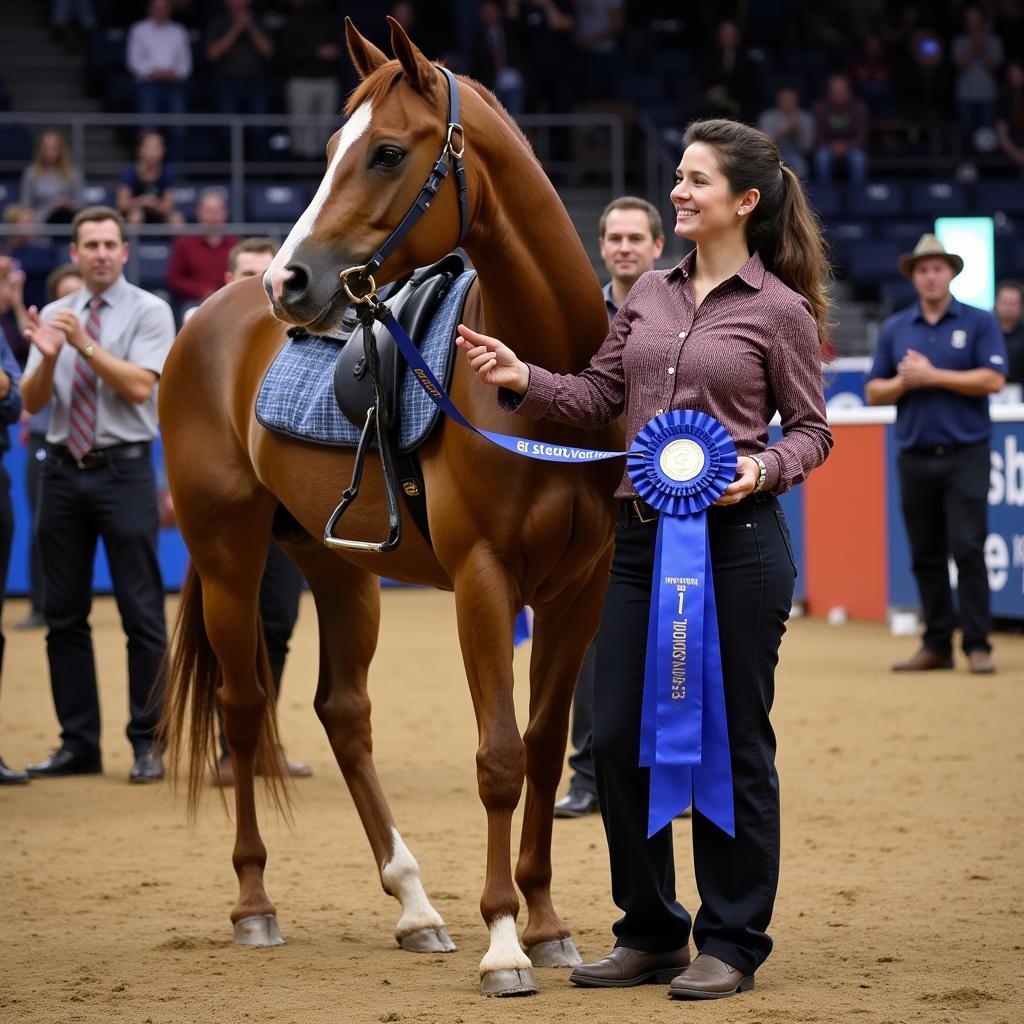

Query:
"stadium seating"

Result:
[[906, 180, 968, 218], [846, 181, 906, 219], [245, 184, 308, 223]]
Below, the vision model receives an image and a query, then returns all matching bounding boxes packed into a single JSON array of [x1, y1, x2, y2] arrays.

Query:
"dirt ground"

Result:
[[2, 589, 1022, 1024]]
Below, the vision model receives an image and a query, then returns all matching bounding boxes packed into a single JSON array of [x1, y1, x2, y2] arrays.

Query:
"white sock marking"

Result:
[[479, 915, 532, 976], [380, 827, 446, 939]]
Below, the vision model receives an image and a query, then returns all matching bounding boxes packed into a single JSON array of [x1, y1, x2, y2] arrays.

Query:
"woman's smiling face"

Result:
[[670, 141, 755, 244]]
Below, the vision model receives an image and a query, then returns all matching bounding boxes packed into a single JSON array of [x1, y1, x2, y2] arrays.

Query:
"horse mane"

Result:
[[343, 63, 537, 165]]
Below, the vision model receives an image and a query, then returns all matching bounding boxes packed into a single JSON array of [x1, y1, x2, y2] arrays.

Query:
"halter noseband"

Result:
[[339, 65, 468, 306]]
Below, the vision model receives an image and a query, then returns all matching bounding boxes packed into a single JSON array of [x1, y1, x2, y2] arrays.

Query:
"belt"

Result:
[[47, 441, 150, 470], [621, 497, 659, 523], [903, 442, 983, 457]]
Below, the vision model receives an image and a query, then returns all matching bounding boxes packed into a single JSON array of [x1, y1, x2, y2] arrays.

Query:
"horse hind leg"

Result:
[[285, 541, 454, 955], [515, 571, 609, 970]]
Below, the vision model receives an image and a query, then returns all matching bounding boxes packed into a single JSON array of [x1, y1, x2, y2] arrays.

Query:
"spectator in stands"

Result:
[[20, 130, 83, 225], [276, 0, 343, 160], [17, 264, 84, 633], [898, 29, 952, 157], [866, 235, 1006, 676], [849, 32, 896, 115], [758, 85, 815, 180], [574, 0, 624, 102], [166, 187, 238, 311], [995, 279, 1024, 384], [510, 0, 576, 116], [813, 73, 870, 184], [116, 131, 184, 226], [470, 0, 525, 116], [699, 19, 756, 120], [206, 0, 274, 122], [126, 0, 192, 164], [1, 206, 61, 313], [51, 0, 96, 50], [952, 4, 1004, 153], [995, 61, 1024, 168], [0, 243, 32, 363], [0, 282, 25, 785], [21, 206, 175, 783]]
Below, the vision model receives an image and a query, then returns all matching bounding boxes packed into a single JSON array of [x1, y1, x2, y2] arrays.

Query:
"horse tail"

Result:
[[158, 562, 289, 818]]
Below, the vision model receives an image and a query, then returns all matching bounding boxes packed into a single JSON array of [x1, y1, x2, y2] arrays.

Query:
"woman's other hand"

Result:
[[456, 324, 530, 395], [715, 455, 760, 505]]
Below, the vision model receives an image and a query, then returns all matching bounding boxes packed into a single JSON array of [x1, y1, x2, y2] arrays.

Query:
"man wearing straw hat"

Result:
[[866, 234, 1007, 675]]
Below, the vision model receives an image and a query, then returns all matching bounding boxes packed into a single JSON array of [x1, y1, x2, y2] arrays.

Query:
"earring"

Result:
[[737, 209, 745, 218]]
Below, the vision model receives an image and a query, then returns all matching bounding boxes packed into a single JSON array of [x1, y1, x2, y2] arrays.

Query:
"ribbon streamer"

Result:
[[627, 411, 737, 838]]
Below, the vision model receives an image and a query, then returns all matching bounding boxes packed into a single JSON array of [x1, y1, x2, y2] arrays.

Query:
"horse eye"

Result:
[[374, 146, 405, 168]]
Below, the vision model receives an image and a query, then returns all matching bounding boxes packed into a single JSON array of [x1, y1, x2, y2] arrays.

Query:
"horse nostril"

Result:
[[282, 262, 311, 301]]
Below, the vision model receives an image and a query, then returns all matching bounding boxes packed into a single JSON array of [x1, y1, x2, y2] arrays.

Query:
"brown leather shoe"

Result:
[[668, 953, 754, 1000], [891, 647, 954, 672], [569, 945, 690, 988], [967, 649, 996, 674]]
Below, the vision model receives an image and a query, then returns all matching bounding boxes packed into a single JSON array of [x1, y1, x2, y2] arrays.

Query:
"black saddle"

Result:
[[332, 252, 467, 432]]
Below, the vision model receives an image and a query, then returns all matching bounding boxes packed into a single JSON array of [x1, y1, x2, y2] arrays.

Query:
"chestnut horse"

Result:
[[159, 18, 621, 996]]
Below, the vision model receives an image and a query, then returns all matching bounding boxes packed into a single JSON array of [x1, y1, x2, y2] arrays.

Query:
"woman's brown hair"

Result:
[[30, 130, 74, 182], [682, 118, 833, 349]]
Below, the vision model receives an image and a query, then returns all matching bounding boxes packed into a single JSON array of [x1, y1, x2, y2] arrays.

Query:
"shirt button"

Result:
[[678, 331, 687, 339], [667, 367, 675, 374]]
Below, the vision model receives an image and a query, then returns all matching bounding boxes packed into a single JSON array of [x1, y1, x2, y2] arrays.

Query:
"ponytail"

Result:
[[683, 119, 834, 350]]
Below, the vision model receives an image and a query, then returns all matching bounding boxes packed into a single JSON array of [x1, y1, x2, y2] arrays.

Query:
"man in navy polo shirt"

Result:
[[866, 234, 1007, 675]]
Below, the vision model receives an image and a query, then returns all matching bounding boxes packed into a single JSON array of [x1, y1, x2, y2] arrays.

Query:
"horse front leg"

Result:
[[515, 568, 609, 969], [290, 546, 455, 955], [454, 563, 537, 997]]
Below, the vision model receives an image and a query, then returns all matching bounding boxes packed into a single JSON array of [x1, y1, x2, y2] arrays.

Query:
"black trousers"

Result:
[[0, 461, 13, 676], [592, 493, 795, 976], [566, 640, 597, 796], [218, 539, 303, 759], [26, 431, 47, 615], [38, 449, 167, 756], [897, 443, 992, 656]]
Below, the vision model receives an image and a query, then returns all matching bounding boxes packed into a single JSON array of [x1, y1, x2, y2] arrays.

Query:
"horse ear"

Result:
[[345, 17, 388, 80], [388, 16, 436, 96]]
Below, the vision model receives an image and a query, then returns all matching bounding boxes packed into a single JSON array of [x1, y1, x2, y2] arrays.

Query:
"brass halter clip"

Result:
[[446, 122, 465, 160], [339, 265, 379, 305]]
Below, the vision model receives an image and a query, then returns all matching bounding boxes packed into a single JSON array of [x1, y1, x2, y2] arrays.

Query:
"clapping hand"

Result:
[[456, 324, 530, 395], [897, 348, 937, 389], [23, 306, 65, 359]]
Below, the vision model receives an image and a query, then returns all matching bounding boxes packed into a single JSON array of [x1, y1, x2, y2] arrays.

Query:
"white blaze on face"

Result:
[[380, 827, 446, 939], [265, 100, 374, 293]]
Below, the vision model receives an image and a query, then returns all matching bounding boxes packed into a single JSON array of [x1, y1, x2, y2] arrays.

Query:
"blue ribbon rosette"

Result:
[[626, 410, 738, 838]]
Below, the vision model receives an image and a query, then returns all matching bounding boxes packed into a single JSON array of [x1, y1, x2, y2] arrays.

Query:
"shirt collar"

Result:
[[602, 279, 618, 314], [911, 295, 962, 323], [666, 249, 766, 290], [77, 275, 128, 313]]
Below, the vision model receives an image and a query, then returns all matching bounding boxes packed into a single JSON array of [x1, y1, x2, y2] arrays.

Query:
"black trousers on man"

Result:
[[897, 443, 992, 656], [592, 493, 795, 977], [26, 431, 47, 616], [38, 446, 167, 757]]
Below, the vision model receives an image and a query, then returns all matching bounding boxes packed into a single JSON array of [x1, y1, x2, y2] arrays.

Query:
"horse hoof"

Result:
[[526, 937, 582, 968], [233, 914, 285, 947], [399, 926, 457, 953], [480, 967, 540, 997]]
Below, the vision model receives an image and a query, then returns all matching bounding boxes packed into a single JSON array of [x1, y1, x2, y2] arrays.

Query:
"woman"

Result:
[[19, 130, 83, 224], [457, 119, 833, 1000], [116, 131, 184, 226]]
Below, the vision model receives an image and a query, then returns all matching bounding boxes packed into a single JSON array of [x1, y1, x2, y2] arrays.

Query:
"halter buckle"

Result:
[[446, 122, 465, 160], [339, 265, 379, 305]]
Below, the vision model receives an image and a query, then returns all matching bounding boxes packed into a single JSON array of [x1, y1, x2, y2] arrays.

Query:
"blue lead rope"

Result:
[[374, 306, 736, 837]]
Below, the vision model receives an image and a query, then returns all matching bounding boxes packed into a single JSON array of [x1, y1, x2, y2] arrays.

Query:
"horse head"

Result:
[[266, 18, 468, 332]]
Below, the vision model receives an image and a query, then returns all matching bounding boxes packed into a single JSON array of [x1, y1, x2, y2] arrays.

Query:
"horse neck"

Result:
[[462, 139, 608, 373]]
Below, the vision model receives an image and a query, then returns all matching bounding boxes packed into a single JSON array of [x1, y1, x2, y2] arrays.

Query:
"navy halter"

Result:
[[340, 65, 468, 304]]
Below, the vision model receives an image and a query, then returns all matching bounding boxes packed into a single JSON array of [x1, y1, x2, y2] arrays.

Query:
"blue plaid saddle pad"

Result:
[[256, 270, 476, 453]]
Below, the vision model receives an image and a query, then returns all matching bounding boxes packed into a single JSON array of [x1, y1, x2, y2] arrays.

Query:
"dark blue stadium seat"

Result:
[[80, 184, 116, 209], [825, 221, 871, 268], [1008, 239, 1024, 277], [0, 125, 32, 162], [245, 184, 308, 223], [0, 178, 19, 216], [878, 220, 931, 242], [907, 180, 968, 217], [804, 181, 843, 220], [972, 180, 1024, 217], [618, 73, 667, 104], [135, 242, 172, 291], [880, 279, 918, 309], [846, 182, 906, 219], [86, 27, 127, 72], [184, 127, 231, 163], [847, 240, 904, 283]]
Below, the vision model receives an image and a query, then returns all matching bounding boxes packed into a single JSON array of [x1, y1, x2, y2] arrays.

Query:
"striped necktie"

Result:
[[67, 295, 102, 462]]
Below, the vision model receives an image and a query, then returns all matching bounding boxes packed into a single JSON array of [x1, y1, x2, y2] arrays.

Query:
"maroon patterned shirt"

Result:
[[504, 250, 833, 498]]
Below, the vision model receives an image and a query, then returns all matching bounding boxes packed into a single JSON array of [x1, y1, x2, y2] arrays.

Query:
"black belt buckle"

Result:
[[75, 450, 106, 470], [631, 498, 658, 524]]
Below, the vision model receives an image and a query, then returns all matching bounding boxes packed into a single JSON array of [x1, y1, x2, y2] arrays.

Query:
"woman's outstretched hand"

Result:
[[456, 324, 530, 395]]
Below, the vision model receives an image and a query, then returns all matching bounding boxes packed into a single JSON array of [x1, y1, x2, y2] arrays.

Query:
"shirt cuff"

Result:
[[761, 447, 784, 494], [496, 363, 556, 420]]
